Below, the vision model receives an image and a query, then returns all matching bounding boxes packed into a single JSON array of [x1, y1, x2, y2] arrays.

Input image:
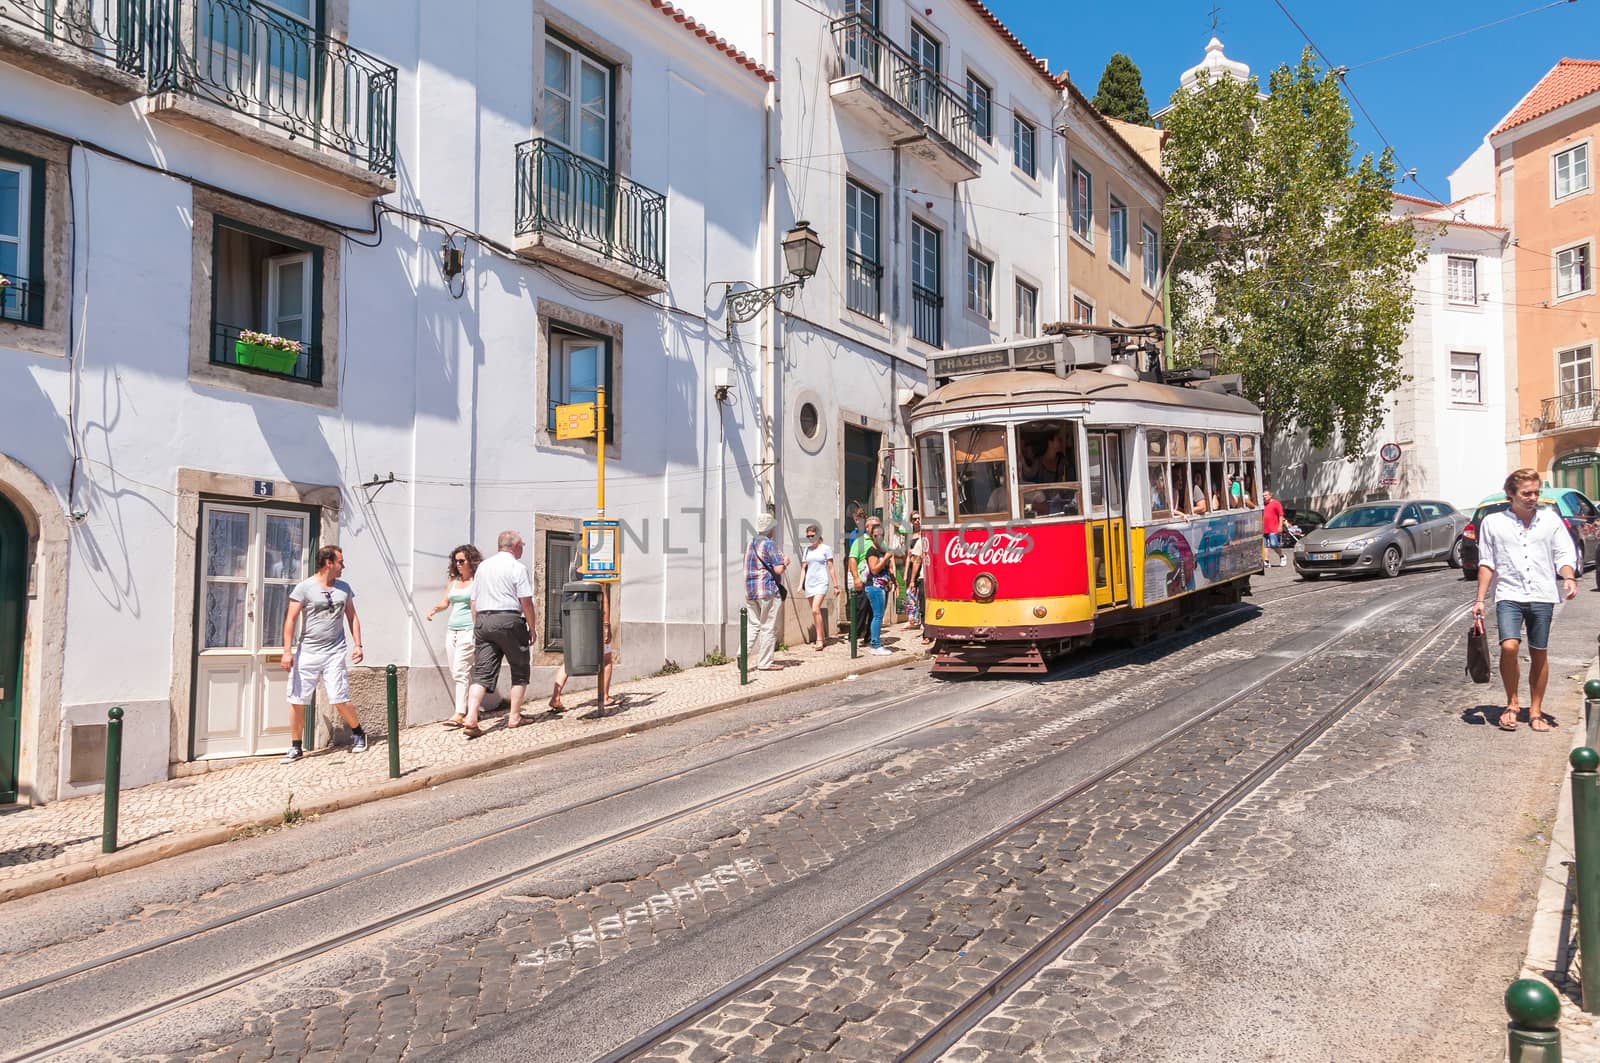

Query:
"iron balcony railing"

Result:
[[0, 274, 43, 327], [912, 283, 942, 348], [0, 0, 146, 74], [1541, 390, 1600, 430], [830, 14, 977, 163], [147, 0, 397, 177], [515, 138, 667, 279], [212, 321, 321, 384], [845, 250, 882, 319]]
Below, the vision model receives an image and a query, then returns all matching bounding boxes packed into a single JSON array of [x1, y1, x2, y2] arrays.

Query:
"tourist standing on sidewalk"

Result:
[[1473, 468, 1578, 733], [801, 524, 834, 651], [428, 543, 482, 728], [549, 580, 619, 715], [279, 545, 367, 762], [1262, 489, 1287, 567], [863, 522, 894, 655], [745, 515, 788, 671], [904, 513, 926, 631], [848, 513, 880, 645], [462, 530, 538, 738]]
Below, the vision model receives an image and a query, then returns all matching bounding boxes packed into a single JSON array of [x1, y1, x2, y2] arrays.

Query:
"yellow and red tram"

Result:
[[911, 347, 1266, 675]]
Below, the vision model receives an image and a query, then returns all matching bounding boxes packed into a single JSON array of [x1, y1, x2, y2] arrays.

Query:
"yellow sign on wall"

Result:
[[555, 402, 596, 440]]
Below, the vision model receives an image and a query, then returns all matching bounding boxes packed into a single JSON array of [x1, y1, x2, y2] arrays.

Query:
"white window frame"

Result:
[[1072, 163, 1093, 244], [1142, 222, 1160, 291], [1012, 114, 1036, 178], [1108, 195, 1128, 270], [911, 218, 940, 294], [965, 251, 992, 319], [1015, 279, 1038, 337], [1555, 141, 1591, 202], [1556, 241, 1594, 301], [844, 178, 882, 318], [1072, 294, 1094, 324], [1449, 351, 1481, 404], [1559, 343, 1594, 399], [1446, 256, 1478, 306], [265, 251, 313, 344], [545, 36, 612, 166], [966, 73, 992, 143], [0, 159, 31, 295]]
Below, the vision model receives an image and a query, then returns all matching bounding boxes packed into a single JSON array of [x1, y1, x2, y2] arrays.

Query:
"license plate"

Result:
[[1310, 552, 1338, 561]]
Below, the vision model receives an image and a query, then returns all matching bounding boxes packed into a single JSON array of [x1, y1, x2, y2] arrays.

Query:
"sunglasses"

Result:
[[453, 557, 470, 566]]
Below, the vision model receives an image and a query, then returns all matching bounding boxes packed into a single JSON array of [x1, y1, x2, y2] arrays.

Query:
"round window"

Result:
[[799, 402, 820, 440]]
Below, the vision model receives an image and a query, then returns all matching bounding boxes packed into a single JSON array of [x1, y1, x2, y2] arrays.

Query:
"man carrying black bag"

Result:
[[1471, 468, 1578, 732]]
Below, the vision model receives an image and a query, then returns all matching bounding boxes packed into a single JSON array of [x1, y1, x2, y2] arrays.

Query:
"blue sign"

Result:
[[253, 480, 274, 497], [581, 519, 621, 581]]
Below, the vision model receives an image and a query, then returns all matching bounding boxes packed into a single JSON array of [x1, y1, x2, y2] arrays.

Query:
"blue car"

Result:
[[1459, 488, 1600, 581]]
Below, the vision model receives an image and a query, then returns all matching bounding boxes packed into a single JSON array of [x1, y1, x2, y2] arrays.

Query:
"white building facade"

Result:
[[0, 0, 770, 803]]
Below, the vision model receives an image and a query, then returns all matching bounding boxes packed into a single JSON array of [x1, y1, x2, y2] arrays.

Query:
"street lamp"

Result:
[[1198, 346, 1221, 372], [724, 221, 825, 338]]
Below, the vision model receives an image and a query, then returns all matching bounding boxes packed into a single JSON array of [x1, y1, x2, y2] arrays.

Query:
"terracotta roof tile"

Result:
[[639, 0, 775, 84], [1493, 58, 1600, 136], [957, 0, 1055, 87]]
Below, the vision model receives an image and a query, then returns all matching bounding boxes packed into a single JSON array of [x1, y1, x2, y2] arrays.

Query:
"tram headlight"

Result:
[[973, 572, 997, 602]]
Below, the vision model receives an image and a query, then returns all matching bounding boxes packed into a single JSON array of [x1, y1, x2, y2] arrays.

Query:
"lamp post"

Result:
[[724, 221, 825, 339], [1198, 346, 1221, 373]]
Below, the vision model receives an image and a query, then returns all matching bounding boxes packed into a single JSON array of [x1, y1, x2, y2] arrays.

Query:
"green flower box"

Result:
[[234, 339, 300, 374]]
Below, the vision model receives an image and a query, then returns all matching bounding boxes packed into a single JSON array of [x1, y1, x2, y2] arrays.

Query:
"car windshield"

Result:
[[1325, 505, 1400, 529], [1473, 501, 1554, 524]]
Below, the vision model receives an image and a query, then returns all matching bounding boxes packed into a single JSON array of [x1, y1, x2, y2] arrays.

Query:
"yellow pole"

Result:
[[596, 385, 606, 517]]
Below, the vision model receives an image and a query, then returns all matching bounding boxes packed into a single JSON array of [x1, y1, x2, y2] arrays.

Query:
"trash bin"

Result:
[[561, 581, 604, 677]]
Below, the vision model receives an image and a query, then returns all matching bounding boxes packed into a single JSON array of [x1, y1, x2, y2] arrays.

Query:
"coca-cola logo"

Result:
[[944, 531, 1034, 567]]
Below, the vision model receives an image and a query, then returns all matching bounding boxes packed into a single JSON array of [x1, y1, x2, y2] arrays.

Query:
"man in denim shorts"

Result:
[[1472, 468, 1578, 732]]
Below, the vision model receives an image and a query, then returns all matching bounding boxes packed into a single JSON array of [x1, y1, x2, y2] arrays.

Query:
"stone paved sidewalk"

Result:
[[0, 631, 927, 902]]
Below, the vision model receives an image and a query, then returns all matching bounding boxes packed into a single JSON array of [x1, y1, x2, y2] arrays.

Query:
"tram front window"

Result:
[[916, 433, 950, 522], [1018, 420, 1080, 518], [954, 425, 1011, 520]]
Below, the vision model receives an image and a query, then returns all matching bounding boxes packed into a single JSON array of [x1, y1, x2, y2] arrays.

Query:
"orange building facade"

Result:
[[1492, 60, 1600, 495]]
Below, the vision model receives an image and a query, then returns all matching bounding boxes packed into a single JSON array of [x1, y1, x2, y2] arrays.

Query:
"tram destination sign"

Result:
[[930, 339, 1063, 381], [930, 349, 1008, 377], [1012, 342, 1055, 368]]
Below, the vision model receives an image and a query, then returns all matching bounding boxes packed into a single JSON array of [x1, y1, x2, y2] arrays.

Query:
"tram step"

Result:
[[931, 643, 1048, 676]]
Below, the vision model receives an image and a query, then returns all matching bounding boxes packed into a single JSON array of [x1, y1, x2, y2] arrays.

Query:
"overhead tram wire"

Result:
[[1268, 0, 1448, 204], [1348, 0, 1579, 71]]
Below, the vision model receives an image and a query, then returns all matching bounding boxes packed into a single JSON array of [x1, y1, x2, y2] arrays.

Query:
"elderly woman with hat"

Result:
[[744, 513, 789, 671]]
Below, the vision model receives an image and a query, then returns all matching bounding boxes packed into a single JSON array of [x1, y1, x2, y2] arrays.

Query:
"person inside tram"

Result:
[[1191, 479, 1210, 515], [1018, 423, 1079, 517], [1171, 474, 1189, 516], [1149, 468, 1168, 514], [1020, 428, 1072, 485]]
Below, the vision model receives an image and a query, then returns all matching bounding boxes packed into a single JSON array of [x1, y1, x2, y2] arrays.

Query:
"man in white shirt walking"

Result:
[[1472, 468, 1578, 732], [461, 530, 538, 737]]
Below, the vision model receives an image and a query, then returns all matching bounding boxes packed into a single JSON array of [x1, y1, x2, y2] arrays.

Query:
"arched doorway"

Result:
[[0, 494, 25, 803], [1552, 450, 1600, 500]]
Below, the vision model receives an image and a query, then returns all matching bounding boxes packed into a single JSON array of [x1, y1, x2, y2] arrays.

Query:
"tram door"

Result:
[[1086, 431, 1129, 608]]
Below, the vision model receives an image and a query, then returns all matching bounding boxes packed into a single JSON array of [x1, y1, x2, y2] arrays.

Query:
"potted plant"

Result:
[[234, 330, 305, 375]]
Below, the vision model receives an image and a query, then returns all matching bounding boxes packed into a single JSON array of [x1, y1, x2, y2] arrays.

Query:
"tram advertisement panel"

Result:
[[1141, 511, 1263, 604], [925, 523, 1091, 600]]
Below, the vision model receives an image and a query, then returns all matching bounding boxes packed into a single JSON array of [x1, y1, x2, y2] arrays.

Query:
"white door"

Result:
[[195, 504, 310, 759]]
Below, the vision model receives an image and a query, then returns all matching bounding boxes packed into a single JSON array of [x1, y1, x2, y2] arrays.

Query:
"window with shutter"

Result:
[[1446, 257, 1477, 305], [1449, 352, 1480, 403]]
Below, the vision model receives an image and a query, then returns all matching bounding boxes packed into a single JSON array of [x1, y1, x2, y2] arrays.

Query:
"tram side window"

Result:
[[1168, 431, 1190, 515], [1017, 419, 1080, 518], [1207, 434, 1226, 513], [1241, 435, 1259, 509], [1187, 432, 1211, 515], [953, 424, 1012, 520], [1148, 430, 1171, 518], [916, 433, 949, 522]]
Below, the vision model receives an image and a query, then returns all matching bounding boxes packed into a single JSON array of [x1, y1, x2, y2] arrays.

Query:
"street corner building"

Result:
[[0, 0, 775, 804]]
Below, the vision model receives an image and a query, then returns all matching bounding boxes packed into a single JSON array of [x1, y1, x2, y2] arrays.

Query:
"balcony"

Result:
[[211, 321, 321, 385], [828, 15, 980, 183], [144, 0, 396, 194], [912, 283, 942, 348], [1538, 391, 1600, 432], [0, 0, 146, 101], [514, 139, 667, 295]]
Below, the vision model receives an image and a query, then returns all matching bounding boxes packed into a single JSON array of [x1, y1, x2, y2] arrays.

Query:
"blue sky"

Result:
[[984, 0, 1600, 204]]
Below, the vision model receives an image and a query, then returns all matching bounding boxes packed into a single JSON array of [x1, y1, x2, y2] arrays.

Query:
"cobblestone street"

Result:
[[0, 566, 1588, 1063]]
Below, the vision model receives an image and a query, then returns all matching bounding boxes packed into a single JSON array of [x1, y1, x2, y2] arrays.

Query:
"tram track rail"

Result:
[[595, 581, 1455, 1063], [0, 595, 1290, 1063]]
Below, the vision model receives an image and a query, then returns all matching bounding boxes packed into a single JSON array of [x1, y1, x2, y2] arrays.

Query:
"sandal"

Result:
[[1530, 714, 1553, 732], [1498, 709, 1519, 732], [443, 714, 466, 729], [505, 714, 524, 729], [462, 723, 483, 739]]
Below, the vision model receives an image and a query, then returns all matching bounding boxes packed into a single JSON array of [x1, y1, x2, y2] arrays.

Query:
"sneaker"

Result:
[[281, 746, 303, 763], [351, 731, 368, 753], [1279, 557, 1288, 567], [870, 646, 892, 656]]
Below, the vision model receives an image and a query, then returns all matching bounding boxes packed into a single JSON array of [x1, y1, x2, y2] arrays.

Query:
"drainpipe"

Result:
[[760, 0, 781, 516]]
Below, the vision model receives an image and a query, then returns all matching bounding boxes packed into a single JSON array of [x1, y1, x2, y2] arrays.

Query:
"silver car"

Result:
[[1294, 499, 1469, 580]]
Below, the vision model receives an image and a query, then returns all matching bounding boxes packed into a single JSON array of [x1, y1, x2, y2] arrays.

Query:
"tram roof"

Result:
[[913, 369, 1261, 420]]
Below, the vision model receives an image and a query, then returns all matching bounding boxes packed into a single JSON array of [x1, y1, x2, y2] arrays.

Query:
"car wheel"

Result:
[[1448, 537, 1463, 569], [1381, 545, 1403, 578]]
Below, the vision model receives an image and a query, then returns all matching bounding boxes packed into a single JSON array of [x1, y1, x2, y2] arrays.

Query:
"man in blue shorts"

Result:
[[1472, 468, 1578, 732]]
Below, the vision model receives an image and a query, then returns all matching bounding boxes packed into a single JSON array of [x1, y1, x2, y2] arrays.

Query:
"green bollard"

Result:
[[1585, 679, 1600, 747], [1573, 746, 1600, 1014], [739, 607, 749, 685], [101, 706, 123, 854], [1505, 978, 1562, 1062], [847, 586, 858, 659], [385, 663, 400, 780]]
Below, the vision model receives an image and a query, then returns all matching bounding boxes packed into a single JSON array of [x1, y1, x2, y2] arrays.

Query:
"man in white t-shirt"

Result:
[[462, 530, 538, 737], [1472, 468, 1578, 733]]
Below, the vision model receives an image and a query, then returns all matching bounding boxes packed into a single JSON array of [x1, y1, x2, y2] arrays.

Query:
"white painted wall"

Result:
[[0, 0, 769, 795]]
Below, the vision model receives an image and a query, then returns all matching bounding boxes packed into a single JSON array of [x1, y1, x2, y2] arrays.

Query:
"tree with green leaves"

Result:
[[1160, 48, 1424, 462], [1092, 53, 1152, 125]]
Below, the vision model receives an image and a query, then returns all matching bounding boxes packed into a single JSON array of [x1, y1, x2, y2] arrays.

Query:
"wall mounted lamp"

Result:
[[723, 221, 825, 338]]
